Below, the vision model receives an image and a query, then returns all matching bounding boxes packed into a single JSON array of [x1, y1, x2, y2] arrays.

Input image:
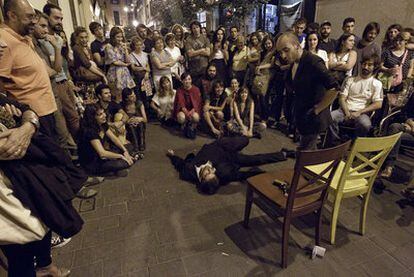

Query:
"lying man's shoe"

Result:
[[76, 186, 98, 199], [282, 148, 296, 159], [36, 264, 70, 277]]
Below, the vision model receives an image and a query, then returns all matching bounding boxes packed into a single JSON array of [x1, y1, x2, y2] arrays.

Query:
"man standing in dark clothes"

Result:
[[276, 32, 339, 150], [167, 136, 293, 194], [89, 22, 109, 71]]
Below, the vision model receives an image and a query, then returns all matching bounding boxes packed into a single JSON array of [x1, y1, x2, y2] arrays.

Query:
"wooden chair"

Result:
[[306, 133, 402, 244], [243, 141, 351, 268]]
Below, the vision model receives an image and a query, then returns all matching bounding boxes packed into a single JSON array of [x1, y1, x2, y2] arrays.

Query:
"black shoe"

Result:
[[282, 148, 296, 159], [253, 133, 262, 139], [76, 186, 98, 199], [401, 188, 414, 200]]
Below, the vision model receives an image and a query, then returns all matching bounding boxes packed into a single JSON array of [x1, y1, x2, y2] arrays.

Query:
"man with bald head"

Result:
[[276, 32, 339, 150], [0, 0, 58, 139]]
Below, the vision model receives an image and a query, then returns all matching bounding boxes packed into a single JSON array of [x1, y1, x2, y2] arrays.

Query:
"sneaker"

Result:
[[36, 264, 71, 277], [51, 235, 71, 249]]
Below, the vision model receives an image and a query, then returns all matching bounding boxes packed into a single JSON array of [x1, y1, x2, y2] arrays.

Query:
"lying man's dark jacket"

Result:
[[169, 136, 286, 194]]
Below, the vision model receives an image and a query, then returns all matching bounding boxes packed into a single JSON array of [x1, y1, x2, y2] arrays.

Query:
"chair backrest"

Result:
[[335, 132, 402, 195], [285, 141, 352, 215]]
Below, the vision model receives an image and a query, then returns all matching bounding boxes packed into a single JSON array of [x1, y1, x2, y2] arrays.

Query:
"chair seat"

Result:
[[306, 161, 368, 193], [247, 169, 322, 211]]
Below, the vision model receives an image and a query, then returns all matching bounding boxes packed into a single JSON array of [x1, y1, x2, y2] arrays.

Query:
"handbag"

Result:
[[75, 66, 102, 82], [252, 73, 270, 96], [391, 50, 408, 88]]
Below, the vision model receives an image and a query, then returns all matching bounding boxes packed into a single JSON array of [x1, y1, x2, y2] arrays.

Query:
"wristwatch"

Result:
[[22, 112, 40, 131]]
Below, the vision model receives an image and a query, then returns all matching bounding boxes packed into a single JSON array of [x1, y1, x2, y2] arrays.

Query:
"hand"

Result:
[[102, 76, 108, 84], [306, 107, 317, 118], [241, 126, 249, 136], [403, 123, 412, 133], [344, 113, 352, 121], [166, 149, 175, 157], [1, 104, 22, 118], [255, 67, 262, 75], [0, 39, 6, 60], [350, 111, 361, 119], [246, 130, 253, 137], [212, 128, 221, 137], [0, 123, 35, 160], [45, 34, 58, 48], [113, 121, 124, 130], [122, 152, 134, 165], [178, 56, 185, 62]]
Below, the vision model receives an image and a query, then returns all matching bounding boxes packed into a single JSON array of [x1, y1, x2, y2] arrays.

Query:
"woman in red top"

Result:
[[173, 72, 202, 136]]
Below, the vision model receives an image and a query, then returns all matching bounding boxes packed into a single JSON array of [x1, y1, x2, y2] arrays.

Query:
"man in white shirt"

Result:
[[329, 55, 383, 144]]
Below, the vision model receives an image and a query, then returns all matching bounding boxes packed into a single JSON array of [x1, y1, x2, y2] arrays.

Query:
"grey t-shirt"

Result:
[[185, 35, 210, 76], [354, 41, 381, 76], [39, 34, 67, 82]]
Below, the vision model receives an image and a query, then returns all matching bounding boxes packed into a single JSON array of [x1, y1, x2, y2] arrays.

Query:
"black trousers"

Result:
[[39, 114, 59, 142], [1, 231, 52, 277]]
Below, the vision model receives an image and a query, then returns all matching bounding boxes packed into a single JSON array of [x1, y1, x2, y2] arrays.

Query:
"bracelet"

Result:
[[22, 111, 40, 131]]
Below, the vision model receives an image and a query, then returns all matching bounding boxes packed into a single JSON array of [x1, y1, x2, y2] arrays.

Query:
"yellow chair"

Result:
[[306, 133, 402, 244]]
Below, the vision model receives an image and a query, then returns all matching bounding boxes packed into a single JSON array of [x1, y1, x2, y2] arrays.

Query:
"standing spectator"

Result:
[[171, 24, 185, 54], [246, 32, 261, 88], [129, 37, 151, 107], [105, 27, 135, 103], [121, 88, 147, 152], [382, 24, 403, 51], [152, 30, 161, 40], [89, 21, 109, 71], [210, 28, 229, 83], [185, 21, 210, 84], [305, 31, 329, 68], [329, 34, 357, 85], [340, 17, 361, 45], [151, 37, 174, 92], [165, 33, 185, 88], [227, 87, 266, 138], [319, 21, 337, 54], [293, 17, 307, 48], [72, 27, 107, 83], [201, 27, 208, 37], [173, 72, 202, 136], [203, 80, 229, 137], [78, 104, 134, 177], [231, 35, 249, 85], [354, 22, 381, 76], [136, 24, 154, 53], [0, 0, 57, 138], [151, 76, 176, 124], [228, 26, 239, 52], [42, 3, 80, 140], [380, 33, 414, 92], [276, 32, 338, 150]]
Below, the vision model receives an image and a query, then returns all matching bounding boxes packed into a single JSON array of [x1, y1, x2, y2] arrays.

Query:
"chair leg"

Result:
[[243, 185, 254, 229], [281, 217, 291, 268], [360, 193, 370, 235], [330, 198, 342, 245], [315, 208, 323, 246]]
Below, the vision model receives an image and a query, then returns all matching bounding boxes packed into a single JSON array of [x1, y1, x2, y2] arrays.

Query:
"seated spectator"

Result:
[[203, 80, 229, 137], [230, 35, 249, 85], [328, 55, 383, 145], [225, 78, 240, 99], [151, 37, 174, 92], [329, 33, 357, 84], [105, 27, 135, 103], [121, 88, 148, 152], [382, 24, 403, 51], [151, 76, 176, 124], [380, 33, 414, 93], [173, 73, 202, 137], [293, 17, 307, 48], [305, 31, 329, 68], [72, 26, 107, 83], [319, 21, 337, 54], [198, 64, 218, 100], [352, 22, 382, 78], [227, 87, 266, 138], [404, 28, 414, 50], [340, 17, 361, 45], [78, 104, 134, 176]]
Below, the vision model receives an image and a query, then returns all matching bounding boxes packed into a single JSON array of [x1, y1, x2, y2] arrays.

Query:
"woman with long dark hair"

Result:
[[121, 88, 148, 152], [328, 33, 357, 84], [210, 28, 229, 82], [382, 24, 403, 50], [305, 31, 329, 68], [78, 104, 134, 176], [105, 27, 135, 103]]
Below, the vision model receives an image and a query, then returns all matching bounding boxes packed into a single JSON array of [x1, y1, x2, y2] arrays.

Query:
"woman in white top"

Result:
[[164, 33, 185, 88], [305, 31, 329, 69], [329, 33, 357, 84], [129, 37, 151, 104], [150, 37, 174, 92], [151, 76, 176, 124], [210, 28, 229, 83]]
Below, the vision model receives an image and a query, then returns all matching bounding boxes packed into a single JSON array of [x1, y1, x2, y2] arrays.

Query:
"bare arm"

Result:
[[333, 50, 357, 71], [106, 128, 128, 153], [338, 95, 351, 117], [152, 55, 173, 70], [46, 35, 63, 73], [90, 138, 124, 160], [93, 53, 104, 67], [248, 101, 255, 132]]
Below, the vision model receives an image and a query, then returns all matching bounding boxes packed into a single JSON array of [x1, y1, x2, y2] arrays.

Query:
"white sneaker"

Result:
[[51, 235, 71, 249]]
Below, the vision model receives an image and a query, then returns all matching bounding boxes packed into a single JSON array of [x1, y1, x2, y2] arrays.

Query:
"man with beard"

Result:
[[197, 64, 218, 100], [41, 3, 80, 141], [0, 0, 57, 137], [353, 22, 381, 76], [136, 24, 154, 53], [276, 32, 339, 150], [328, 55, 383, 145], [318, 21, 336, 54]]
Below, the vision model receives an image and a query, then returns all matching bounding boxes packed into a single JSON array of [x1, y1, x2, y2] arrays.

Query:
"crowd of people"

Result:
[[0, 0, 414, 275]]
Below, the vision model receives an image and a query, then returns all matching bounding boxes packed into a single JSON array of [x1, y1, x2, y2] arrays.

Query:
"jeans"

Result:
[[385, 123, 414, 167], [328, 109, 372, 144], [1, 231, 52, 277]]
